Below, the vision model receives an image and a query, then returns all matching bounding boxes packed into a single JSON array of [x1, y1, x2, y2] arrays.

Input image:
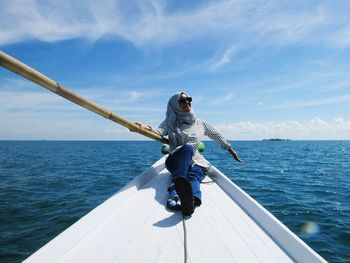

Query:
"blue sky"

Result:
[[1, 0, 350, 140]]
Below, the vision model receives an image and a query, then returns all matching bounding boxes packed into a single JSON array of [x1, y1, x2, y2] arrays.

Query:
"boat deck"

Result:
[[25, 157, 325, 263]]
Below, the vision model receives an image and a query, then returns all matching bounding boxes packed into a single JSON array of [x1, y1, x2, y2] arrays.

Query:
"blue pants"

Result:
[[165, 144, 205, 202]]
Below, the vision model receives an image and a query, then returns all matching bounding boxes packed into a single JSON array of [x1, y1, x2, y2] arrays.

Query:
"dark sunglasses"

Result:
[[178, 96, 192, 104]]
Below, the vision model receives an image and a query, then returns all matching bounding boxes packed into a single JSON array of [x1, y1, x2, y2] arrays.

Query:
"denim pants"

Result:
[[165, 144, 205, 201]]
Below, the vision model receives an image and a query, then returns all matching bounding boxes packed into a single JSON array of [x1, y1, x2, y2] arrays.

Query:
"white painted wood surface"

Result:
[[24, 157, 326, 263]]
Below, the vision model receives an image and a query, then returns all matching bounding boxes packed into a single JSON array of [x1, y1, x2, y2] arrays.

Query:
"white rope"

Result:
[[182, 216, 189, 263], [181, 179, 216, 263]]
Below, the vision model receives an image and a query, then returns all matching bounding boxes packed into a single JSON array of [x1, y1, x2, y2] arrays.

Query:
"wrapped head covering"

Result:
[[159, 92, 196, 147]]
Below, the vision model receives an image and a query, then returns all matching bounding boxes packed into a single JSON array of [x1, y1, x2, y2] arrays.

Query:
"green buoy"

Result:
[[161, 144, 170, 155], [198, 142, 205, 152]]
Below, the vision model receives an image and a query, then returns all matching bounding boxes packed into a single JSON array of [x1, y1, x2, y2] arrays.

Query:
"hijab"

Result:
[[159, 92, 196, 147]]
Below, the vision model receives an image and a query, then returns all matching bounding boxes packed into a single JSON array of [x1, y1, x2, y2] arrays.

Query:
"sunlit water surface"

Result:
[[0, 141, 349, 262]]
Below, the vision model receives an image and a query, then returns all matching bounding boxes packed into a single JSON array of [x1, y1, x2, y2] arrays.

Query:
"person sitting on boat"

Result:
[[136, 92, 243, 216]]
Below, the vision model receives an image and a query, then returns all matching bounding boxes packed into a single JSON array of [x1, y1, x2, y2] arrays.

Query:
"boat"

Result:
[[262, 138, 291, 141], [24, 156, 326, 262]]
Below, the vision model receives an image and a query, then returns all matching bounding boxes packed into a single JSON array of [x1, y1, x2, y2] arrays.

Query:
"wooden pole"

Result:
[[0, 51, 169, 144]]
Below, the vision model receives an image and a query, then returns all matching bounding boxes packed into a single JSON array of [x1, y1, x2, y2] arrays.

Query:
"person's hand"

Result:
[[228, 148, 244, 163], [130, 122, 151, 132]]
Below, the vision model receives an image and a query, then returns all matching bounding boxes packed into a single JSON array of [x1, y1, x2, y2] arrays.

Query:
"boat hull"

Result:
[[24, 157, 325, 263]]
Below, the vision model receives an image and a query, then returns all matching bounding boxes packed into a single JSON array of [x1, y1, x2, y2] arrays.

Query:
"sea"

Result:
[[0, 140, 349, 263]]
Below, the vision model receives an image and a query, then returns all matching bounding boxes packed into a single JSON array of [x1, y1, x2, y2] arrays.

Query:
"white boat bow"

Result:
[[25, 156, 326, 263]]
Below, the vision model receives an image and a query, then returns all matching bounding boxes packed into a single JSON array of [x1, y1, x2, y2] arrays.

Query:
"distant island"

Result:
[[262, 138, 291, 141]]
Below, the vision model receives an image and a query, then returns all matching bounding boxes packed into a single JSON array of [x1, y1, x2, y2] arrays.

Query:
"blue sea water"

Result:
[[0, 140, 349, 263]]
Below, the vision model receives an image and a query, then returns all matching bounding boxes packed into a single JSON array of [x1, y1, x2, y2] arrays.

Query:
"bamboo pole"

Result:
[[0, 51, 169, 144]]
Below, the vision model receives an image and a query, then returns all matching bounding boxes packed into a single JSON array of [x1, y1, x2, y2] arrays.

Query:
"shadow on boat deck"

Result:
[[153, 212, 183, 228]]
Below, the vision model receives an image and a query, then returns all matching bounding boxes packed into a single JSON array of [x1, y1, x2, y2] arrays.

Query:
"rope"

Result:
[[201, 180, 215, 184], [179, 178, 215, 263], [179, 173, 215, 263], [182, 215, 189, 263]]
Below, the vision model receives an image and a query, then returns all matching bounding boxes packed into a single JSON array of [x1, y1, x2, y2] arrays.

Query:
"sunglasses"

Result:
[[178, 96, 192, 104]]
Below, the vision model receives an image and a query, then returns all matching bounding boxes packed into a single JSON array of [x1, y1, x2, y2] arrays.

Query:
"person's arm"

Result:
[[203, 120, 244, 163]]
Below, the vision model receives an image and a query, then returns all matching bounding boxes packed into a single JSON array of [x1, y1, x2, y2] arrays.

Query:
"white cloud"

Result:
[[0, 79, 74, 112], [216, 117, 350, 140], [209, 45, 237, 71], [0, 78, 171, 139], [1, 0, 350, 49], [0, 87, 162, 114], [0, 109, 138, 140], [335, 117, 344, 124], [329, 25, 350, 48], [250, 4, 328, 44], [275, 94, 350, 109], [1, 86, 349, 141], [210, 92, 235, 105], [129, 91, 142, 101]]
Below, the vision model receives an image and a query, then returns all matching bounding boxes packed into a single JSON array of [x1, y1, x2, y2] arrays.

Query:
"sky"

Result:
[[1, 0, 350, 140]]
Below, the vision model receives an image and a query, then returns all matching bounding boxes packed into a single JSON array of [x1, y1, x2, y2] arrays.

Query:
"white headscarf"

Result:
[[159, 92, 196, 147]]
